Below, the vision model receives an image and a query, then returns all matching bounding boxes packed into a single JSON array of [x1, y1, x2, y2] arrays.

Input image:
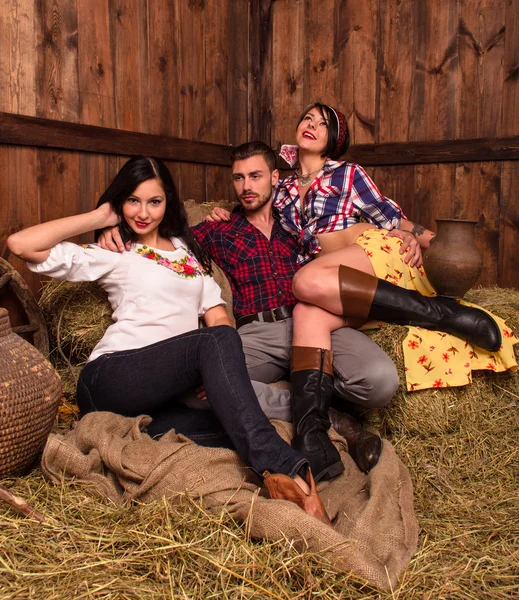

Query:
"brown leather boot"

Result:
[[338, 265, 501, 352], [328, 407, 382, 474], [291, 346, 344, 482], [263, 468, 332, 526]]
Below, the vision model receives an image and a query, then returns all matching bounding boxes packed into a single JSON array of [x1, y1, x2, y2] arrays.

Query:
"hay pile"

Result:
[[0, 285, 518, 598]]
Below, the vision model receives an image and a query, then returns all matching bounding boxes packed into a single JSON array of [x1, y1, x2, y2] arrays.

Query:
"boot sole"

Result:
[[313, 460, 345, 483]]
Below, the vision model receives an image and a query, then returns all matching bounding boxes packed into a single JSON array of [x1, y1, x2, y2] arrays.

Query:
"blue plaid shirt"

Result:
[[273, 159, 406, 263]]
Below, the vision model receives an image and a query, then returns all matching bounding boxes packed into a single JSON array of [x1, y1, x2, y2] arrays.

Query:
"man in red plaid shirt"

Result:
[[192, 144, 397, 453], [99, 142, 396, 478]]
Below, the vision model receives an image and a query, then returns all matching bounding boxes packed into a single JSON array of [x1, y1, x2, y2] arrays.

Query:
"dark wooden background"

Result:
[[1, 0, 518, 298]]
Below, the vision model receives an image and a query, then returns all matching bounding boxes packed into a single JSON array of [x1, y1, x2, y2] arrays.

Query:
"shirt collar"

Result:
[[232, 204, 282, 230], [231, 206, 256, 230], [275, 158, 345, 210], [322, 157, 344, 172], [278, 158, 344, 190]]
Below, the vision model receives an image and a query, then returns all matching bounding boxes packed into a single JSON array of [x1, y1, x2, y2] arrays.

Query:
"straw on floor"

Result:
[[1, 285, 518, 598]]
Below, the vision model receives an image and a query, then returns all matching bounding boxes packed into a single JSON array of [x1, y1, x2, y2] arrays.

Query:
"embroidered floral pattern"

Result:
[[136, 245, 206, 278]]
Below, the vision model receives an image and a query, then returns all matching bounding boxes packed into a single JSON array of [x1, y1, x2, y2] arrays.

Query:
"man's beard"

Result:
[[239, 192, 271, 214]]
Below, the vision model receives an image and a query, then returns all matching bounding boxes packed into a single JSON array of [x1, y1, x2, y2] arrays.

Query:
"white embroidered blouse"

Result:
[[28, 238, 225, 362]]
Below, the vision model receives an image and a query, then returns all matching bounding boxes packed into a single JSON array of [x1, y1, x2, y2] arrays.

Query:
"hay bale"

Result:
[[184, 199, 236, 227], [39, 280, 112, 366], [1, 369, 517, 598], [465, 286, 519, 334]]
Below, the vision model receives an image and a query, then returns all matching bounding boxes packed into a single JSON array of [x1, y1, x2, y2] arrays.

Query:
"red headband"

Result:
[[326, 105, 348, 158]]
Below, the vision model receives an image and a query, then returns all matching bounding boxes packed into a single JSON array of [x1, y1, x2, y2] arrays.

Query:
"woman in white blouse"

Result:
[[7, 156, 331, 524]]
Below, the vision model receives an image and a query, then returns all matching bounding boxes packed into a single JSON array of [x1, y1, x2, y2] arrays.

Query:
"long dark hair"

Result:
[[95, 156, 212, 273]]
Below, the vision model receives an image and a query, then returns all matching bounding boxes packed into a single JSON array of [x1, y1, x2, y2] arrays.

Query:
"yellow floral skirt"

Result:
[[354, 229, 518, 391]]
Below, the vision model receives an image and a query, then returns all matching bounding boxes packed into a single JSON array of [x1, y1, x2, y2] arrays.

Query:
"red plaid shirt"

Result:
[[192, 210, 299, 318], [273, 159, 406, 263]]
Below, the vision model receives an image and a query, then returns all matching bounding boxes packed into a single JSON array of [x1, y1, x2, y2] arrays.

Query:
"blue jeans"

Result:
[[77, 325, 307, 478]]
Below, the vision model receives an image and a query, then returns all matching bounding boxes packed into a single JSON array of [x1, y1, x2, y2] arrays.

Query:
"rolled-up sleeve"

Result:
[[198, 274, 226, 316], [351, 165, 405, 230], [27, 242, 117, 282]]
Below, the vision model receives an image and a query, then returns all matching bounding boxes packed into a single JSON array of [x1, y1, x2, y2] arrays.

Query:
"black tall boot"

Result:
[[291, 346, 344, 483], [338, 265, 502, 352]]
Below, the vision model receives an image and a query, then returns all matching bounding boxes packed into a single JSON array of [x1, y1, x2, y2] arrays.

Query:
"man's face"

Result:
[[231, 155, 279, 214]]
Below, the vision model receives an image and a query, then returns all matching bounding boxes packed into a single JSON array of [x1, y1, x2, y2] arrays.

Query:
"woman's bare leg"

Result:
[[292, 302, 345, 349], [292, 244, 373, 316], [293, 236, 502, 354]]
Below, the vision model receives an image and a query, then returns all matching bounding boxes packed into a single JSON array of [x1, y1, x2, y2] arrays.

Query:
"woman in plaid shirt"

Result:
[[274, 103, 502, 482]]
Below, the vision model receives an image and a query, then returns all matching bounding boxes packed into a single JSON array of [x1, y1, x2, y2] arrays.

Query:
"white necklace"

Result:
[[296, 167, 323, 186]]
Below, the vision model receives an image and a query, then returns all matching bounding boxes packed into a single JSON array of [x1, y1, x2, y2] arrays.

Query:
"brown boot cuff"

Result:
[[291, 346, 333, 375], [263, 469, 332, 526], [338, 265, 377, 319]]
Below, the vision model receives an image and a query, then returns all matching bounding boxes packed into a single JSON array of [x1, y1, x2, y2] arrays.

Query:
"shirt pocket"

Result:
[[307, 184, 342, 218], [314, 185, 342, 201], [222, 231, 258, 265]]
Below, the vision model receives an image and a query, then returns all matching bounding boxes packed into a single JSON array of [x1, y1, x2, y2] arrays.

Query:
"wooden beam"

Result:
[[346, 137, 519, 166], [1, 112, 519, 167], [0, 112, 232, 166]]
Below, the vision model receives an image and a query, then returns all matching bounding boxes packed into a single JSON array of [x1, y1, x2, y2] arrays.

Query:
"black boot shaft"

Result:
[[369, 280, 501, 352], [290, 348, 344, 482], [291, 367, 335, 435]]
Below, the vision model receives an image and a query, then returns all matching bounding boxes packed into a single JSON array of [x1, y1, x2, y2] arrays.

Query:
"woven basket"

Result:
[[0, 308, 62, 477]]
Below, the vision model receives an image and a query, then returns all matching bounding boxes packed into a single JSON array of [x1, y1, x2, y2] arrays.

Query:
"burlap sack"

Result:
[[42, 412, 418, 591]]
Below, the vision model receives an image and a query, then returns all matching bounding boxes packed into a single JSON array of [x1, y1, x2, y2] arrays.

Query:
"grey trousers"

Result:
[[241, 319, 399, 421]]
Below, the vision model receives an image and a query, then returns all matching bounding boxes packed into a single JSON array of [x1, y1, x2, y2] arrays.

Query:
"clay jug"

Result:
[[0, 308, 62, 476], [423, 219, 483, 298]]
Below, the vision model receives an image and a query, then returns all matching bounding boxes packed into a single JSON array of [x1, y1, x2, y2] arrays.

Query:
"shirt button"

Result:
[[273, 272, 278, 278], [277, 290, 283, 297]]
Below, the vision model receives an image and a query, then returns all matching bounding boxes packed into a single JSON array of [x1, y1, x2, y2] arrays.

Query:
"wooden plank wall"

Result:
[[253, 0, 519, 290], [0, 0, 249, 297], [1, 0, 518, 298]]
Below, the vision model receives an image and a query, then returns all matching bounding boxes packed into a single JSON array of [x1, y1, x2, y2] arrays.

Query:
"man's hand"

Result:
[[387, 229, 423, 268], [97, 226, 130, 253], [204, 207, 231, 223]]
